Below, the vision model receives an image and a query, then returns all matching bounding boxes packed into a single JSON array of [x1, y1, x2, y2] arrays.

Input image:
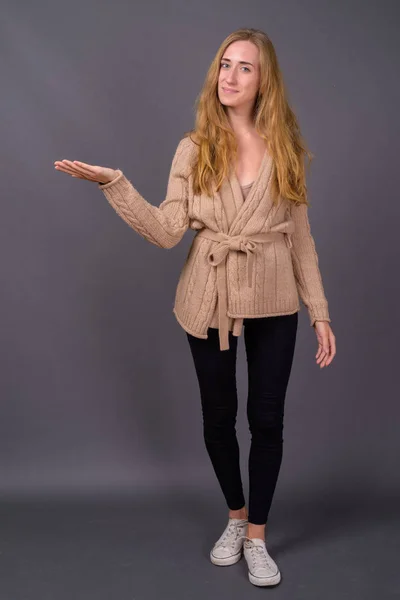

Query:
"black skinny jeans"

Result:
[[186, 312, 298, 525]]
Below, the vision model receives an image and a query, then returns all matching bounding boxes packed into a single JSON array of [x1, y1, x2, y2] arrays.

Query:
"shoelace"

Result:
[[239, 535, 275, 570], [217, 521, 247, 548]]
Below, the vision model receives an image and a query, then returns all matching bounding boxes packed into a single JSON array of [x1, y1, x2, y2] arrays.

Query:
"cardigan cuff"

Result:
[[98, 169, 124, 188], [308, 303, 331, 327]]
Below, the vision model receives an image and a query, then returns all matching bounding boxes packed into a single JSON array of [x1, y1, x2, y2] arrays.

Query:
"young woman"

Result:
[[55, 28, 336, 587]]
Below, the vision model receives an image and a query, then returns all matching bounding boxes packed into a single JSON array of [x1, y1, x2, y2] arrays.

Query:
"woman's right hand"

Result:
[[54, 159, 118, 184]]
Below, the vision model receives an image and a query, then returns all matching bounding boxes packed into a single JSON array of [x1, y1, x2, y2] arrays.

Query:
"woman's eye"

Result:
[[220, 63, 250, 72]]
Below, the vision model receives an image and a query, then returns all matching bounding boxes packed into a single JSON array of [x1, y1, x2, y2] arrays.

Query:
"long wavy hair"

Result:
[[184, 28, 313, 206]]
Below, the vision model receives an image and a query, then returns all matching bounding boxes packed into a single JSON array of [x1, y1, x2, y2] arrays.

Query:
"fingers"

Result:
[[317, 331, 336, 368], [71, 160, 98, 177], [71, 160, 93, 168], [55, 162, 86, 178], [318, 348, 329, 368], [316, 343, 326, 367], [63, 159, 97, 179], [317, 337, 329, 368], [54, 160, 98, 181], [325, 332, 336, 367]]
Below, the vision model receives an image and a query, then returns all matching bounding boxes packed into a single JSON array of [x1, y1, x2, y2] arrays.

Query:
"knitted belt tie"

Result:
[[195, 228, 287, 351]]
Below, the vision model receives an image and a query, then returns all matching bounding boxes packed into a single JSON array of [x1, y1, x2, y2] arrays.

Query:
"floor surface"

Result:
[[0, 486, 398, 599]]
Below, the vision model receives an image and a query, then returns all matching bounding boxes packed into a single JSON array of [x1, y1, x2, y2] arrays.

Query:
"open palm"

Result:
[[54, 159, 117, 184]]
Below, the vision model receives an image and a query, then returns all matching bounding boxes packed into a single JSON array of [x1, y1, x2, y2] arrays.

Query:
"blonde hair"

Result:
[[184, 27, 313, 206]]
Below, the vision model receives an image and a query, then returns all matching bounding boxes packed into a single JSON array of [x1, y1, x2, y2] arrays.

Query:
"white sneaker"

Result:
[[243, 537, 281, 586], [210, 518, 248, 566]]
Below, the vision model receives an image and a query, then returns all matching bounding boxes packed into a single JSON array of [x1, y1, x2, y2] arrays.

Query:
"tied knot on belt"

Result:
[[207, 234, 259, 288], [195, 226, 292, 351]]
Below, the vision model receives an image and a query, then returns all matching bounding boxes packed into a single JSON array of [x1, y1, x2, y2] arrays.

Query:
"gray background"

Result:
[[1, 0, 399, 598]]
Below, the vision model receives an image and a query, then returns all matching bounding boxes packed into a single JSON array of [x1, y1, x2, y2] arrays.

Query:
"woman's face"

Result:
[[217, 40, 261, 110]]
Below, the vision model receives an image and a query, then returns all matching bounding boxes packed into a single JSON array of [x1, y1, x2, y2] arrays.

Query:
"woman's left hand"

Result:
[[313, 321, 336, 368]]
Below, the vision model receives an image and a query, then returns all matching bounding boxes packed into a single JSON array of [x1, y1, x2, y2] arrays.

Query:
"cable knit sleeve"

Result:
[[289, 201, 331, 326], [98, 138, 190, 249]]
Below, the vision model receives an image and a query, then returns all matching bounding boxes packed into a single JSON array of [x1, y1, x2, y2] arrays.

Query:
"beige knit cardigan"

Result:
[[98, 135, 331, 350]]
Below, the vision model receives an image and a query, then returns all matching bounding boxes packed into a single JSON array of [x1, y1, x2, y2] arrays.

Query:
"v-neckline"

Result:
[[232, 146, 268, 188], [212, 146, 272, 236], [227, 148, 271, 235], [231, 147, 268, 201]]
